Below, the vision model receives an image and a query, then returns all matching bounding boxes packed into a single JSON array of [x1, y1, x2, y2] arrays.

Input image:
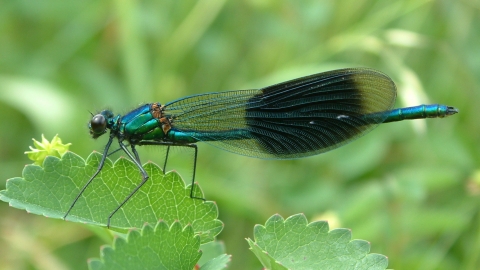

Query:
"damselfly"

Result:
[[63, 68, 458, 227]]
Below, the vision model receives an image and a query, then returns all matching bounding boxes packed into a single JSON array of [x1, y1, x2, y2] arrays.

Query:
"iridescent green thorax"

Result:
[[113, 103, 163, 141], [96, 103, 195, 144]]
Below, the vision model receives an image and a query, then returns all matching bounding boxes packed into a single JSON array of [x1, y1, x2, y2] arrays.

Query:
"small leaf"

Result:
[[0, 152, 223, 243], [247, 213, 388, 270], [199, 254, 231, 270], [198, 241, 230, 270], [198, 241, 227, 266], [24, 134, 71, 165], [88, 221, 201, 270]]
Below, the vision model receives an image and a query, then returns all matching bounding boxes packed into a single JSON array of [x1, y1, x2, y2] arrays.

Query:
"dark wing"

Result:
[[164, 68, 396, 159]]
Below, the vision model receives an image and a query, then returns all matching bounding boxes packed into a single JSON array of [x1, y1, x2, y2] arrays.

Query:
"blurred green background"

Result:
[[0, 0, 478, 269]]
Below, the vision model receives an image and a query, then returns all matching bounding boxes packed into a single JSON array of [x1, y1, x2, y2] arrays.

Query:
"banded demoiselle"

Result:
[[63, 68, 458, 227]]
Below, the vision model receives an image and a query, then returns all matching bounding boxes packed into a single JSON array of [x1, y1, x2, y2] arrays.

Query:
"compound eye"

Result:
[[90, 114, 106, 135]]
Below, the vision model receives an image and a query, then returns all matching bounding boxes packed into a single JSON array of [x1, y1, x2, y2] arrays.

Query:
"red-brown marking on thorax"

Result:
[[150, 103, 172, 135]]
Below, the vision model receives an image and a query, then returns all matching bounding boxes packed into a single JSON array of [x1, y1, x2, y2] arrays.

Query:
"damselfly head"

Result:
[[89, 110, 114, 139]]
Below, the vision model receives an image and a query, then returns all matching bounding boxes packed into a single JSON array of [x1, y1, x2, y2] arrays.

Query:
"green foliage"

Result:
[[1, 147, 389, 269], [89, 222, 202, 270], [247, 214, 387, 270], [88, 221, 231, 270], [0, 1, 478, 269], [199, 254, 231, 270], [198, 241, 230, 268], [0, 151, 223, 243]]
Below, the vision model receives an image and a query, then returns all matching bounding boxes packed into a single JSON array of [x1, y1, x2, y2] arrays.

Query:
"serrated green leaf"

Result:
[[88, 221, 201, 270], [0, 152, 223, 243], [248, 213, 388, 270]]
